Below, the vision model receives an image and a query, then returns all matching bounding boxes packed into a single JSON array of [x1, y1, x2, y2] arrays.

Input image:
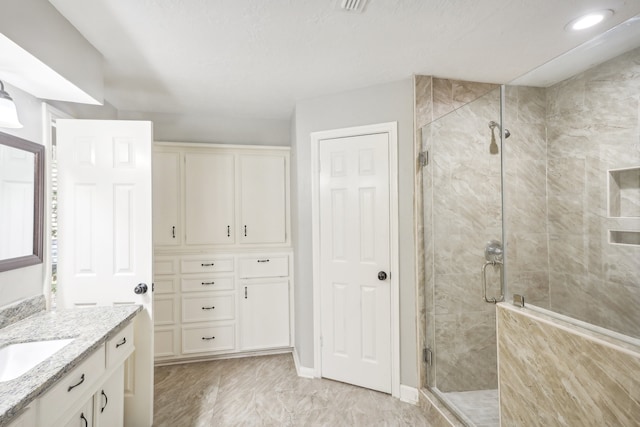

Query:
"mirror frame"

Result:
[[0, 131, 45, 272]]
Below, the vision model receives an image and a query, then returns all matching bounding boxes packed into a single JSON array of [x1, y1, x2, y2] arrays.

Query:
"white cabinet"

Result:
[[153, 150, 181, 246], [6, 404, 36, 427], [240, 280, 290, 350], [94, 365, 124, 427], [238, 154, 287, 244], [153, 252, 292, 362], [153, 143, 290, 249], [61, 399, 93, 427], [152, 142, 292, 364], [36, 322, 134, 427], [184, 152, 235, 245]]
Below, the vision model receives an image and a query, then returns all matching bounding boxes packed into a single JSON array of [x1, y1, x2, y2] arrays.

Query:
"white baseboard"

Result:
[[399, 384, 419, 405], [293, 348, 315, 378]]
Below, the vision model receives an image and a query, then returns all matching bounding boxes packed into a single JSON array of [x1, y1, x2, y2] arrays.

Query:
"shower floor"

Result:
[[439, 389, 499, 427]]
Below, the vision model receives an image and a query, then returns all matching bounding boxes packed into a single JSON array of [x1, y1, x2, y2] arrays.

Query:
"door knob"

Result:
[[134, 283, 148, 294], [378, 271, 387, 281]]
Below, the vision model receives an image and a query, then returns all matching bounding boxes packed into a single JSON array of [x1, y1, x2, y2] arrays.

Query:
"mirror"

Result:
[[0, 131, 44, 272]]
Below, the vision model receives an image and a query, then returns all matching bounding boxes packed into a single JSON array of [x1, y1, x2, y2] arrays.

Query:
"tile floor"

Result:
[[153, 353, 434, 426]]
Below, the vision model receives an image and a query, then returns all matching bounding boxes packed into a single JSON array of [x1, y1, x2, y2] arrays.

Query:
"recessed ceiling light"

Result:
[[566, 9, 614, 31]]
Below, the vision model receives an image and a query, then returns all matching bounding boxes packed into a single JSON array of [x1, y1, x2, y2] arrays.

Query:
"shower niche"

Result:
[[608, 166, 640, 246], [608, 166, 640, 218]]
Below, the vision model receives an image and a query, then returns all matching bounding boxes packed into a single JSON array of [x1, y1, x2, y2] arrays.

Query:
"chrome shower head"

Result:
[[488, 120, 510, 138]]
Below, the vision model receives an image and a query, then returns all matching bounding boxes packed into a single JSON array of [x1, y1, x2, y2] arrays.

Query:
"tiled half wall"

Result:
[[497, 303, 640, 426]]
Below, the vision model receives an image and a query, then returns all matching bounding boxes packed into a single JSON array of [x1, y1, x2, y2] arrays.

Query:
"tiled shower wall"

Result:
[[543, 48, 640, 338], [416, 77, 501, 393]]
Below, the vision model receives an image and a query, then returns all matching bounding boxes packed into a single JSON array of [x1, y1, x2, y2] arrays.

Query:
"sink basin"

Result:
[[0, 338, 74, 382]]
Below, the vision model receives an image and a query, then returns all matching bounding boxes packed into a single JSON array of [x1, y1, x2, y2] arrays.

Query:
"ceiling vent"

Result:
[[340, 0, 368, 13]]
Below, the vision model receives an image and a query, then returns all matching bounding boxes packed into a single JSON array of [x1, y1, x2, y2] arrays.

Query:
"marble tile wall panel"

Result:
[[544, 47, 640, 340], [416, 75, 433, 129], [497, 304, 640, 427]]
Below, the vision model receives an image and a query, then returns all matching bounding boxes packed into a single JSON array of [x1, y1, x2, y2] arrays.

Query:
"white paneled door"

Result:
[[319, 132, 392, 393], [56, 120, 154, 427]]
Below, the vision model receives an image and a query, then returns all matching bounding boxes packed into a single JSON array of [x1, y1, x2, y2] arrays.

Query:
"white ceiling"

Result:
[[47, 0, 640, 120]]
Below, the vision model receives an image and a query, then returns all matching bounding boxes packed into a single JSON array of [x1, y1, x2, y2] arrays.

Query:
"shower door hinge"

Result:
[[423, 347, 432, 366], [418, 150, 429, 167]]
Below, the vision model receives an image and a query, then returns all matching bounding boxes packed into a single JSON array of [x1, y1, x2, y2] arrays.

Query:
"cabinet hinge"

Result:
[[320, 336, 323, 347], [423, 347, 432, 366]]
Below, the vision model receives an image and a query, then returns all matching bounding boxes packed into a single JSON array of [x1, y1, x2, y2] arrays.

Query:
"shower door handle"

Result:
[[482, 261, 504, 304]]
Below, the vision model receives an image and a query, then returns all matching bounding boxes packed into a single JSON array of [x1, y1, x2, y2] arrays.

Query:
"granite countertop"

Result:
[[0, 305, 142, 426]]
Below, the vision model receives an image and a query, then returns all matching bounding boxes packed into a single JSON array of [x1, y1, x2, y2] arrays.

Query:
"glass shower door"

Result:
[[421, 86, 503, 427]]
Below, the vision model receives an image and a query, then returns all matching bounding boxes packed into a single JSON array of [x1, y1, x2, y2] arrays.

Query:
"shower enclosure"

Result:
[[417, 26, 640, 426], [419, 84, 504, 427]]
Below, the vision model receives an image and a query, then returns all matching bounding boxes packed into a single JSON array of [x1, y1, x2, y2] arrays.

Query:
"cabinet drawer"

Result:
[[39, 344, 106, 426], [154, 295, 178, 325], [182, 276, 234, 292], [106, 322, 135, 370], [182, 294, 235, 323], [238, 256, 289, 278], [181, 258, 234, 274], [154, 277, 177, 294], [182, 324, 235, 354], [154, 258, 178, 275]]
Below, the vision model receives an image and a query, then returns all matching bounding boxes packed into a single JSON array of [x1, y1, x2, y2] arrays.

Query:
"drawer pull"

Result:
[[227, 225, 230, 237], [101, 390, 108, 413], [245, 286, 248, 299], [201, 281, 215, 285], [202, 306, 216, 310], [202, 336, 215, 340], [116, 337, 127, 348], [172, 226, 176, 239], [257, 259, 270, 263], [244, 225, 247, 236], [81, 413, 88, 427], [68, 374, 85, 392], [201, 263, 215, 267]]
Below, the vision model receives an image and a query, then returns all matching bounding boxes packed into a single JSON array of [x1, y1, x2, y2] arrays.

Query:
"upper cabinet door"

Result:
[[153, 151, 180, 246], [185, 152, 235, 245], [239, 154, 287, 244]]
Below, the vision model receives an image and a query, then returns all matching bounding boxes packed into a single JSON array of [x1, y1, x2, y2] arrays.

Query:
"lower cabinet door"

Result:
[[95, 365, 125, 427], [62, 399, 93, 427], [240, 280, 290, 350]]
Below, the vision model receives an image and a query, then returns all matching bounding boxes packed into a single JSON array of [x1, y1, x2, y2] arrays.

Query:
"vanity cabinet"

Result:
[[61, 399, 93, 427], [6, 404, 36, 427], [94, 365, 124, 427], [37, 322, 134, 427]]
